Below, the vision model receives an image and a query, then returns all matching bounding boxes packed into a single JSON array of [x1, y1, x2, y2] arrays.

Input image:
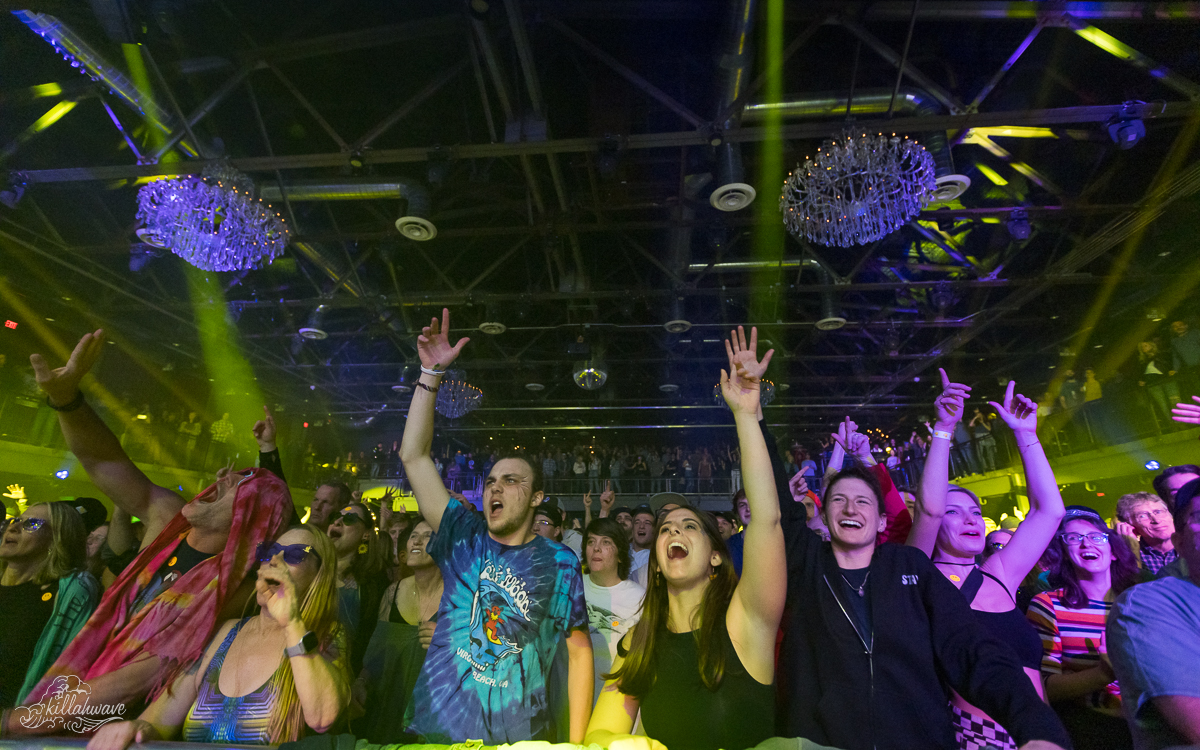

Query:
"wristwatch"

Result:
[[284, 631, 318, 657]]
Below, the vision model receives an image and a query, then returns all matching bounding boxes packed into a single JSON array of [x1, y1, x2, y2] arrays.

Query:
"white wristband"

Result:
[[932, 430, 952, 441], [420, 366, 446, 376]]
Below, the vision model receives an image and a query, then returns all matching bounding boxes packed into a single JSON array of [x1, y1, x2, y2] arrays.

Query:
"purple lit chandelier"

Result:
[[136, 162, 290, 272]]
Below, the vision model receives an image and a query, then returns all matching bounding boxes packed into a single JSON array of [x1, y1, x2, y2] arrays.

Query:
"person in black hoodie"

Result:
[[726, 336, 1071, 750]]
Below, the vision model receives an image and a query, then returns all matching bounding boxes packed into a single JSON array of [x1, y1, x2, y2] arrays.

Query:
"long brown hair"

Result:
[[611, 508, 737, 697]]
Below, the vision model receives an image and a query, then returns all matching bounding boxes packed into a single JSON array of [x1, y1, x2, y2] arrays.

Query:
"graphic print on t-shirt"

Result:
[[406, 500, 588, 744], [466, 559, 530, 670]]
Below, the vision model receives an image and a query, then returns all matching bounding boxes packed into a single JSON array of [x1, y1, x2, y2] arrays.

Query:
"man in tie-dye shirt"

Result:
[[399, 309, 592, 744]]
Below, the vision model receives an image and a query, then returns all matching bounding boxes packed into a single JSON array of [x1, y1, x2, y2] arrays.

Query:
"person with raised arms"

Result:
[[584, 329, 786, 750], [5, 331, 292, 735], [907, 371, 1066, 750], [398, 309, 591, 744], [722, 332, 1070, 750]]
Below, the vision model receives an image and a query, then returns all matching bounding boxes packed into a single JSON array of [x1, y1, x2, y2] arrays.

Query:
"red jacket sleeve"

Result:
[[871, 463, 912, 545]]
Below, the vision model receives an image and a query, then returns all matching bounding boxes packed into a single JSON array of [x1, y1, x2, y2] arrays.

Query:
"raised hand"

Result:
[[725, 325, 775, 383], [599, 480, 616, 514], [379, 486, 398, 515], [1172, 396, 1200, 425], [417, 308, 469, 371], [3, 483, 26, 500], [252, 405, 277, 451], [30, 329, 106, 407], [933, 368, 971, 429], [988, 379, 1038, 436], [832, 416, 875, 465], [720, 363, 762, 416], [582, 491, 593, 512], [788, 472, 809, 501]]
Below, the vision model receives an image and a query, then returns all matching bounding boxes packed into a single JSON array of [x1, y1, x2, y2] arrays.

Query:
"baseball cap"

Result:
[[631, 503, 656, 520], [612, 506, 633, 518], [64, 497, 108, 532], [534, 504, 563, 526]]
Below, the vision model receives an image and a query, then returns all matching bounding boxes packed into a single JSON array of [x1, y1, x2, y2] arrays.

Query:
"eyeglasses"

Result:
[[256, 542, 321, 566], [534, 519, 558, 528], [2, 517, 47, 533], [988, 540, 1006, 550], [1132, 508, 1170, 523], [331, 509, 366, 525], [1060, 531, 1111, 546]]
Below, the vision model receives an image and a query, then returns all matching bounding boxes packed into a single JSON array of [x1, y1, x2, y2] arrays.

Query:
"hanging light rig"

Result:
[[136, 162, 290, 271], [780, 131, 937, 248]]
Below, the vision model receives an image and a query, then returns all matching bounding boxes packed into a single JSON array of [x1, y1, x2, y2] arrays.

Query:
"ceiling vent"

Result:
[[663, 319, 692, 334], [930, 174, 971, 204], [478, 321, 507, 335]]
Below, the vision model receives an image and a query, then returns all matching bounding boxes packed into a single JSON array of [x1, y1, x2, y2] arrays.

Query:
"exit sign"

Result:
[[4, 320, 16, 329]]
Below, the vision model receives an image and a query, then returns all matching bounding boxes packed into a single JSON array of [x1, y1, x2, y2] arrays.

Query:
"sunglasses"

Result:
[[988, 540, 1006, 550], [256, 541, 321, 566], [3, 517, 47, 533], [331, 509, 367, 525]]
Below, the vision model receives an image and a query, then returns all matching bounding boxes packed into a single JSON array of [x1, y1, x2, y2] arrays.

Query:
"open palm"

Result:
[[721, 365, 762, 415], [725, 325, 774, 381], [417, 308, 469, 371], [30, 329, 106, 405]]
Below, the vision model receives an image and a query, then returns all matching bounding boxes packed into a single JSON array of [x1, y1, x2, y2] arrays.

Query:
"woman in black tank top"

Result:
[[585, 331, 787, 750], [907, 373, 1066, 750]]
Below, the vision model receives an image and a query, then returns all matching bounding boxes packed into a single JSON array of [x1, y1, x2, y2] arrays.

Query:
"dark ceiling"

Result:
[[2, 0, 1200, 442]]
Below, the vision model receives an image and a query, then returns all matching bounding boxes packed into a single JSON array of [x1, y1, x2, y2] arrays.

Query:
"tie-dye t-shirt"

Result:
[[405, 500, 588, 743]]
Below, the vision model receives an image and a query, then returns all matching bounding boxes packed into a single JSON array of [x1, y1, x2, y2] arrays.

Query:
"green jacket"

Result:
[[17, 570, 101, 705]]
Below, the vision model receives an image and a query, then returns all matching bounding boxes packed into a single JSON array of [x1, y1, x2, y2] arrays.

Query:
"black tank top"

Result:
[[628, 626, 774, 750], [961, 567, 1044, 669]]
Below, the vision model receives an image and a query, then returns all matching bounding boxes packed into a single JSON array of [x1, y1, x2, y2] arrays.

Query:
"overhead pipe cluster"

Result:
[[709, 0, 759, 213], [260, 179, 437, 241]]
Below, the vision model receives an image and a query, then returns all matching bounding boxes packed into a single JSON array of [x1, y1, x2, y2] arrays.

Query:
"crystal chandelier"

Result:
[[435, 371, 483, 419], [136, 162, 289, 272], [780, 132, 936, 248], [713, 379, 776, 409]]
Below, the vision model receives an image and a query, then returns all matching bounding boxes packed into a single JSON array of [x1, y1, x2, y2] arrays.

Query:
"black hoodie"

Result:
[[761, 420, 1071, 750]]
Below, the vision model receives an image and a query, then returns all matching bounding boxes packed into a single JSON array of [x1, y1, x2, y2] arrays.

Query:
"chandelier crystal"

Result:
[[136, 162, 289, 272], [435, 370, 483, 419], [780, 132, 937, 248]]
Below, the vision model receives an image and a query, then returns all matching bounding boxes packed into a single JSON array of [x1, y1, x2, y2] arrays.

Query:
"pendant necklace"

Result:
[[841, 570, 870, 597]]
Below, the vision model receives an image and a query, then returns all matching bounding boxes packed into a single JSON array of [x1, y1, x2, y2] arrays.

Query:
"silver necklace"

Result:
[[841, 570, 870, 597]]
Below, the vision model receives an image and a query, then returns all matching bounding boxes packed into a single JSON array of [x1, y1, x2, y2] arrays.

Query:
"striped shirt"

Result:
[[1026, 590, 1121, 712]]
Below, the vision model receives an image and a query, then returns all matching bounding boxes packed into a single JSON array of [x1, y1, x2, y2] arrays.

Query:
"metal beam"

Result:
[[21, 100, 1197, 184], [151, 65, 258, 162], [1061, 16, 1200, 101], [268, 64, 349, 151], [352, 58, 470, 150], [967, 20, 1044, 111], [835, 16, 966, 114], [861, 157, 1200, 402], [547, 19, 705, 128]]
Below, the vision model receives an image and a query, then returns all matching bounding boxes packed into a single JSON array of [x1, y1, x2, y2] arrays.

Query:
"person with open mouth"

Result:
[[1026, 507, 1142, 749], [584, 327, 787, 750], [907, 371, 1068, 750], [399, 309, 591, 745], [711, 329, 1071, 750], [87, 524, 348, 749], [324, 501, 385, 679]]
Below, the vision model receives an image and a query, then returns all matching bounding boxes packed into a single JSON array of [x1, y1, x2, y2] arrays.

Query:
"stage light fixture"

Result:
[[1107, 103, 1146, 150], [1006, 208, 1030, 240]]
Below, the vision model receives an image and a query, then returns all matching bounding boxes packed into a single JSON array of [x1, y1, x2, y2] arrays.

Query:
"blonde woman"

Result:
[[87, 525, 348, 748]]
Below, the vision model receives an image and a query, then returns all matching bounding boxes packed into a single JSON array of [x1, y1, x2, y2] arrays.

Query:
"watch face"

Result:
[[302, 631, 318, 652]]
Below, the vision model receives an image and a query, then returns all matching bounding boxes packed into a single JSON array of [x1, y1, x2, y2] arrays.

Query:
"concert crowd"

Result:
[[2, 313, 1199, 750]]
